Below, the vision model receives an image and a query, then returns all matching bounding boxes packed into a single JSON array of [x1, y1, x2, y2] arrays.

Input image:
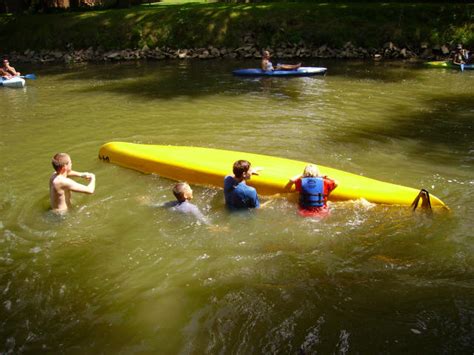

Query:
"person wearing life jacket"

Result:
[[289, 164, 338, 217]]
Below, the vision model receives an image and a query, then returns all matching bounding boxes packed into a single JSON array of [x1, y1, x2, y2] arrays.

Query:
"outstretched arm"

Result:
[[324, 176, 339, 188], [65, 174, 96, 194], [7, 65, 20, 76], [68, 170, 89, 178], [289, 174, 302, 183]]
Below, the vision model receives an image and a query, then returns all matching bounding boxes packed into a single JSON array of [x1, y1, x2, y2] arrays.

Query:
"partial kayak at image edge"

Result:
[[425, 61, 474, 70]]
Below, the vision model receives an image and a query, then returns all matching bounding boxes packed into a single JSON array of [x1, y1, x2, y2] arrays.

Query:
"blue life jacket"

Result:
[[300, 177, 325, 208]]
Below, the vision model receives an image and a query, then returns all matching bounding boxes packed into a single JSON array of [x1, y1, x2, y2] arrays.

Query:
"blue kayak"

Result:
[[233, 67, 327, 77]]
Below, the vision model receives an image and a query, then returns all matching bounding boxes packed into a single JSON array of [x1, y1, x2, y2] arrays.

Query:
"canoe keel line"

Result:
[[98, 142, 447, 209]]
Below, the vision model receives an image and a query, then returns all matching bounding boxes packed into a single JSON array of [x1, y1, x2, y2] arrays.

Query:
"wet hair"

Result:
[[173, 182, 191, 202], [302, 164, 320, 177], [51, 153, 71, 172], [233, 160, 251, 179]]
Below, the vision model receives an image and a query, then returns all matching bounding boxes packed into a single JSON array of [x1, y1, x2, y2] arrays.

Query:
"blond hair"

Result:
[[173, 182, 192, 202], [302, 164, 320, 177], [51, 153, 71, 172]]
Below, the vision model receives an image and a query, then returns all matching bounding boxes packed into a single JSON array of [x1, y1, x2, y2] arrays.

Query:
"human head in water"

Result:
[[233, 160, 252, 180], [302, 164, 320, 178], [173, 182, 193, 202], [51, 153, 72, 173]]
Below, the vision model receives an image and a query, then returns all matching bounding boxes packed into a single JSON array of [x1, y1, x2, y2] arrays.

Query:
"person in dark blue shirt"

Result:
[[224, 160, 262, 210]]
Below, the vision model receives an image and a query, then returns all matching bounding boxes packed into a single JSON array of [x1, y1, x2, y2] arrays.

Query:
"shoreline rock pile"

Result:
[[5, 42, 454, 63]]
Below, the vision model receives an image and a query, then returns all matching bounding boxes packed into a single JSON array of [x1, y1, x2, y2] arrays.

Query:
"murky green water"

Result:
[[1, 59, 473, 353]]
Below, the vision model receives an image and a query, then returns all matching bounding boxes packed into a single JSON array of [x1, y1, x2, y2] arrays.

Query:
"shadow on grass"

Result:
[[0, 2, 255, 50]]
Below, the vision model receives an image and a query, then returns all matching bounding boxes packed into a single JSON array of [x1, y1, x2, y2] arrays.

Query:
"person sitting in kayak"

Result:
[[0, 67, 13, 79], [2, 59, 20, 77], [452, 44, 469, 66], [224, 160, 262, 210], [261, 50, 301, 72], [289, 164, 338, 217]]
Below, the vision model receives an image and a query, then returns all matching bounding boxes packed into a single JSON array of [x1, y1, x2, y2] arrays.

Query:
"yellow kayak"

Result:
[[425, 61, 473, 70], [98, 142, 447, 208]]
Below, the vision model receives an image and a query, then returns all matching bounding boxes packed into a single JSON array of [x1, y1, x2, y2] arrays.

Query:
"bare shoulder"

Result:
[[51, 174, 74, 188]]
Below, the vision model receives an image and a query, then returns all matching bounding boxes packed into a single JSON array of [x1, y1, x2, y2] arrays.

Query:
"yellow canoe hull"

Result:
[[98, 142, 447, 208]]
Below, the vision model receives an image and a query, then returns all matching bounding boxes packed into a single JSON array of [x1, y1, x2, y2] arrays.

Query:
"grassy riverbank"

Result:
[[0, 2, 473, 52]]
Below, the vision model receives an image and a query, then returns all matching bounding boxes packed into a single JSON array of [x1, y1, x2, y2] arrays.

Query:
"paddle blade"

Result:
[[23, 74, 37, 80], [460, 64, 465, 72]]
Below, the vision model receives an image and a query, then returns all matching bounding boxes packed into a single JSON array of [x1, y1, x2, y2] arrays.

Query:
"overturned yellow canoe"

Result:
[[98, 142, 447, 208]]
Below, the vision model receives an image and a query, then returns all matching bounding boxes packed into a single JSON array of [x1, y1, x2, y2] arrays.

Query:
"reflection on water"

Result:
[[0, 60, 473, 353]]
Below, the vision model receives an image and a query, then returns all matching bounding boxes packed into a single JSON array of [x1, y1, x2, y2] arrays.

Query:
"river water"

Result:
[[0, 59, 473, 353]]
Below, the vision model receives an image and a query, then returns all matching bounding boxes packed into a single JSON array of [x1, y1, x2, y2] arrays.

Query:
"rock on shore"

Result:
[[5, 42, 455, 64]]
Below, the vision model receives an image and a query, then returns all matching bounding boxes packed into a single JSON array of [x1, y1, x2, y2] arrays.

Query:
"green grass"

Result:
[[0, 2, 472, 52]]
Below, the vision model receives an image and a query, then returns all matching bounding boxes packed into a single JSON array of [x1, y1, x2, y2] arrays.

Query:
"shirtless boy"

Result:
[[49, 153, 96, 213]]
